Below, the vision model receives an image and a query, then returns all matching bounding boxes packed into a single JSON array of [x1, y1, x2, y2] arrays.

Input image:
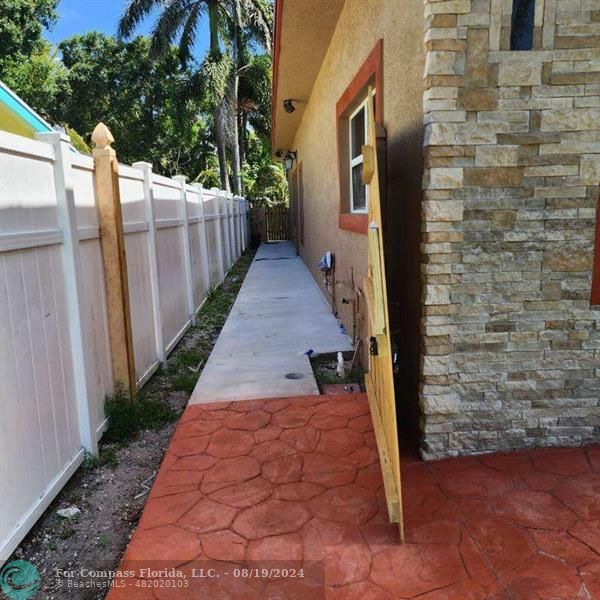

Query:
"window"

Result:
[[336, 39, 383, 235], [510, 0, 535, 50], [349, 99, 368, 214]]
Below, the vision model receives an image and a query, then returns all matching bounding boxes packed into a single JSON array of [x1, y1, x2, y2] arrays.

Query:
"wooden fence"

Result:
[[0, 127, 249, 564], [265, 205, 289, 241]]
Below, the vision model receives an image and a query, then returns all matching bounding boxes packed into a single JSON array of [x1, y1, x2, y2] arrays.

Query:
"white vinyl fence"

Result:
[[0, 130, 249, 563]]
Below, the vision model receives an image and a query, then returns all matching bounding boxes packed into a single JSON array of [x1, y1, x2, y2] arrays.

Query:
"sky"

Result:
[[45, 0, 210, 56]]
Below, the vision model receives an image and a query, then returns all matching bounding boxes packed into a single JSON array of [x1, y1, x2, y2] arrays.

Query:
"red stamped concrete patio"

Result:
[[108, 393, 600, 599]]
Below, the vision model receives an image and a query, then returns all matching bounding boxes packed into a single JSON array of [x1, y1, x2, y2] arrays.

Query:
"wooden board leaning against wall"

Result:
[[362, 88, 404, 541]]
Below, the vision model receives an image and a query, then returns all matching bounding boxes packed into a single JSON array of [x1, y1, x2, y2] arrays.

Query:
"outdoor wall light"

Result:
[[283, 99, 296, 113], [283, 151, 297, 171]]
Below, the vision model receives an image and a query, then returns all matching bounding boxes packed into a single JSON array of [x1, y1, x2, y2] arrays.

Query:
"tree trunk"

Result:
[[230, 22, 242, 195], [208, 0, 229, 191], [214, 105, 230, 192], [230, 75, 242, 195], [239, 111, 246, 168], [208, 0, 220, 54]]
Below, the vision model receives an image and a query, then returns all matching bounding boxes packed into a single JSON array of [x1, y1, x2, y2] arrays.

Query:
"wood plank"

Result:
[[93, 125, 136, 399], [362, 88, 404, 540]]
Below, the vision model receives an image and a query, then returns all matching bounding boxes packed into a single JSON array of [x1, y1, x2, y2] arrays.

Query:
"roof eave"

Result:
[[271, 0, 345, 156]]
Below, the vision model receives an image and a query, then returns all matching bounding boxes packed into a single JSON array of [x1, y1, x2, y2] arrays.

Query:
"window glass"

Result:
[[350, 106, 365, 159], [510, 0, 535, 50], [351, 164, 366, 212], [348, 98, 368, 214]]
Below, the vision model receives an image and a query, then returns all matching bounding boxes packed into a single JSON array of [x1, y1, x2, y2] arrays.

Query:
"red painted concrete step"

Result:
[[107, 393, 600, 599]]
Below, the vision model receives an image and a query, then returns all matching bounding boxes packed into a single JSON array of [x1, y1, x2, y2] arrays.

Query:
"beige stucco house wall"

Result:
[[285, 0, 426, 386]]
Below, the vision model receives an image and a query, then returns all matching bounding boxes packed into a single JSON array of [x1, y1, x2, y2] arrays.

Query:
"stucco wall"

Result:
[[290, 0, 425, 392], [420, 0, 600, 458]]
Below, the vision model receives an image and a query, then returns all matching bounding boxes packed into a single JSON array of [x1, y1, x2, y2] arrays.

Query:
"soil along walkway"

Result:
[[108, 393, 600, 599], [190, 241, 352, 404]]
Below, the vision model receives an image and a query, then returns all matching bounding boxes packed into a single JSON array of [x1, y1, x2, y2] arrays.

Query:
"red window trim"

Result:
[[592, 191, 600, 304], [336, 39, 383, 235]]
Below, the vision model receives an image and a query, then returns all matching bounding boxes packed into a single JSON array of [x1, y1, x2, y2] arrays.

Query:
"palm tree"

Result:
[[118, 0, 271, 195], [118, 0, 232, 190], [237, 53, 271, 170], [225, 0, 271, 194]]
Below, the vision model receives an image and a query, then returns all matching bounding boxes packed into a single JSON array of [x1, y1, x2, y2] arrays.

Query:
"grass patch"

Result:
[[172, 349, 205, 369], [102, 392, 177, 445], [84, 446, 119, 470], [171, 372, 198, 393]]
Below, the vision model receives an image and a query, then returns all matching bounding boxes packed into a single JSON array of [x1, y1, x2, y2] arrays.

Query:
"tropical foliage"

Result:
[[118, 0, 275, 196], [0, 0, 287, 203], [0, 0, 58, 74]]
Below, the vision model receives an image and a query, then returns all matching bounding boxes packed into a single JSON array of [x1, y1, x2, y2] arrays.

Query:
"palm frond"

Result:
[[240, 0, 272, 51], [178, 2, 204, 65], [118, 0, 162, 39], [150, 0, 192, 58]]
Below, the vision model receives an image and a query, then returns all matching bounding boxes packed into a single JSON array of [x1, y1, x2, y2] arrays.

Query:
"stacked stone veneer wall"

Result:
[[420, 0, 600, 458]]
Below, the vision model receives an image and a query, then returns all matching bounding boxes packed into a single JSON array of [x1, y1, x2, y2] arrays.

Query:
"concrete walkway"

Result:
[[190, 242, 353, 404]]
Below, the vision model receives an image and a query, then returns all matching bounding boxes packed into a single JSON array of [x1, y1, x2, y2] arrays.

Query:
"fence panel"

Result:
[[234, 197, 243, 257], [0, 132, 83, 562], [219, 193, 232, 272], [186, 185, 210, 310], [152, 174, 189, 354], [228, 195, 237, 262], [0, 129, 246, 564], [234, 198, 241, 259], [119, 165, 159, 385], [203, 189, 224, 284]]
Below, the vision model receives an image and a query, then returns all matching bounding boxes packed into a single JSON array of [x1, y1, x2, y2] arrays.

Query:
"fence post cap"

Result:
[[173, 175, 187, 188], [91, 122, 114, 149], [132, 161, 153, 171], [35, 130, 71, 145]]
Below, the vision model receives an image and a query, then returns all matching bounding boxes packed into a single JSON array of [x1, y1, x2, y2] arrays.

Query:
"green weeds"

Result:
[[84, 446, 119, 470], [102, 392, 176, 445]]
